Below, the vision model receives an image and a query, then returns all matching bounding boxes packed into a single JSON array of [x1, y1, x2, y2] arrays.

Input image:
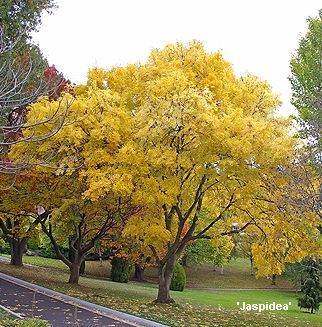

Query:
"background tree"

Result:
[[0, 0, 72, 174], [232, 231, 259, 275], [250, 160, 321, 280], [289, 9, 322, 171], [100, 237, 153, 282], [9, 171, 137, 284], [0, 212, 38, 266], [0, 0, 57, 44], [8, 73, 140, 284], [183, 237, 233, 275], [0, 0, 58, 124], [0, 172, 44, 265], [289, 11, 322, 312]]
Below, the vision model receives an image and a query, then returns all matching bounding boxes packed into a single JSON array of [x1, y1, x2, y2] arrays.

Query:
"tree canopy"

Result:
[[0, 0, 57, 44], [289, 9, 322, 169], [8, 41, 322, 302]]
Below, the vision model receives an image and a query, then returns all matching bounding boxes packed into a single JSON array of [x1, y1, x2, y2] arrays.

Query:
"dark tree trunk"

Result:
[[68, 263, 81, 284], [133, 257, 151, 281], [68, 247, 85, 275], [67, 246, 84, 284], [133, 263, 146, 281], [250, 255, 254, 276], [272, 274, 277, 285], [181, 254, 187, 267], [156, 255, 177, 303], [79, 260, 85, 275], [9, 237, 27, 266]]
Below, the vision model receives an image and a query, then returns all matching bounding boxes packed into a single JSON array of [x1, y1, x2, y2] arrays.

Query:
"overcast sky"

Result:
[[32, 0, 321, 116]]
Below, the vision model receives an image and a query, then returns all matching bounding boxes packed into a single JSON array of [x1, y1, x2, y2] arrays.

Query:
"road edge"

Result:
[[0, 272, 167, 327]]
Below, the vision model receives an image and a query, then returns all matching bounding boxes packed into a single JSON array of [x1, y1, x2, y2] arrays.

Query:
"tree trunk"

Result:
[[67, 244, 84, 284], [181, 254, 187, 267], [68, 242, 85, 275], [272, 274, 277, 285], [156, 255, 177, 303], [79, 260, 85, 275], [250, 255, 254, 276], [68, 262, 81, 284], [9, 237, 27, 266], [133, 263, 146, 282]]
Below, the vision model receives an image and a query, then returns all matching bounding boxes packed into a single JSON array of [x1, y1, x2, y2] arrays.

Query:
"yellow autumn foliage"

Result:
[[8, 40, 321, 276]]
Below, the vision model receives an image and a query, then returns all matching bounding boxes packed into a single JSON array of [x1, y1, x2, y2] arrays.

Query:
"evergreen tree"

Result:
[[298, 258, 321, 313]]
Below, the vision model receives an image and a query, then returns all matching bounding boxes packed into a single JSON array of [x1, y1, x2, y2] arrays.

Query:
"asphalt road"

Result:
[[0, 273, 162, 327]]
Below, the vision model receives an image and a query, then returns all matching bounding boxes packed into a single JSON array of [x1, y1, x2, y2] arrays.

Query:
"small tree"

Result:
[[233, 231, 259, 275], [183, 237, 233, 274], [298, 258, 321, 313]]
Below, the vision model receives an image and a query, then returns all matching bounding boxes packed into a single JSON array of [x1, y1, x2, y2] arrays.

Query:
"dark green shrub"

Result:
[[170, 262, 186, 291], [0, 241, 11, 254], [27, 235, 41, 251], [36, 247, 57, 259], [37, 246, 69, 259], [111, 257, 131, 283]]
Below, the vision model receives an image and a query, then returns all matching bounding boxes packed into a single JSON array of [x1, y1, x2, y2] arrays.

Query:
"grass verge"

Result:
[[0, 308, 15, 322], [0, 262, 320, 327]]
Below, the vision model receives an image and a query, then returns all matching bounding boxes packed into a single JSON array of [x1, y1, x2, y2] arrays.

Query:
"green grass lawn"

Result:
[[0, 259, 320, 327], [2, 254, 293, 289], [168, 258, 293, 289], [0, 308, 15, 325]]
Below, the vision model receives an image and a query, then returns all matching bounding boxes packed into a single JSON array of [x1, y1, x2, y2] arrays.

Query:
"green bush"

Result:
[[111, 257, 131, 283], [0, 241, 11, 254], [170, 262, 186, 291], [27, 235, 41, 251], [36, 247, 57, 259], [37, 246, 69, 259], [0, 238, 5, 252]]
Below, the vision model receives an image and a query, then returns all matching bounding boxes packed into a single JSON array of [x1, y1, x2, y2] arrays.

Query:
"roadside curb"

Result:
[[0, 272, 168, 327], [195, 287, 300, 291], [0, 303, 23, 319]]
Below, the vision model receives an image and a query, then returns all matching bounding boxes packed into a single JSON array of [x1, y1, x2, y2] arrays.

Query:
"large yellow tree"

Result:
[[107, 41, 320, 302], [10, 41, 321, 302]]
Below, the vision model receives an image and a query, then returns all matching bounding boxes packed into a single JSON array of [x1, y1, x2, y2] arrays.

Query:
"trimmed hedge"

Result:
[[170, 262, 186, 291], [111, 257, 131, 283]]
